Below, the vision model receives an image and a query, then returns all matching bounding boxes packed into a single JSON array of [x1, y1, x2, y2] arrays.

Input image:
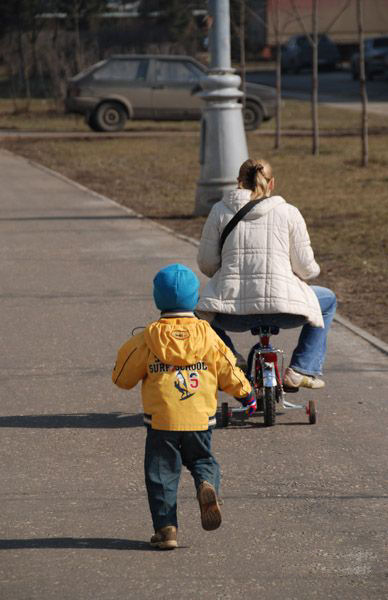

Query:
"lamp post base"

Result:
[[195, 179, 237, 216]]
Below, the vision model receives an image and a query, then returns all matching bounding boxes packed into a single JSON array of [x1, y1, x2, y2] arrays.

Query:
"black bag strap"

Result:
[[220, 198, 262, 252]]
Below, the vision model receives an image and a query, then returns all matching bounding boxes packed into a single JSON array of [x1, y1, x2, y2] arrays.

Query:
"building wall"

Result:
[[267, 0, 388, 44]]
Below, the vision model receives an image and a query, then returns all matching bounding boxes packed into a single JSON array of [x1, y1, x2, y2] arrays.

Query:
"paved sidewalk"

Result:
[[0, 149, 387, 600]]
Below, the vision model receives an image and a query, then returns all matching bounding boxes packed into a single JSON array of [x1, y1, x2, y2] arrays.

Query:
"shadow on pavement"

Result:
[[0, 537, 154, 551], [223, 493, 388, 501], [0, 412, 143, 428]]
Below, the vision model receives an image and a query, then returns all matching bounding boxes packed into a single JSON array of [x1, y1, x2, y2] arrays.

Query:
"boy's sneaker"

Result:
[[150, 525, 178, 550], [197, 481, 222, 531], [283, 367, 325, 390]]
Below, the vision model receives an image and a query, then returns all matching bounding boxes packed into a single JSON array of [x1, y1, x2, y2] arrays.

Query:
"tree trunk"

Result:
[[240, 0, 246, 112], [312, 0, 319, 156], [274, 0, 281, 150], [357, 0, 368, 167], [74, 0, 82, 72]]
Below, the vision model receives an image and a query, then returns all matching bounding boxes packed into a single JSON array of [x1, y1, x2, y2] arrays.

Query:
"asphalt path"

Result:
[[247, 67, 388, 115], [0, 149, 387, 600]]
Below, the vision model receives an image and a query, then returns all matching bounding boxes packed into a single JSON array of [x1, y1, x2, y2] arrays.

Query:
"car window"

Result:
[[73, 60, 106, 81], [154, 60, 202, 83], [318, 36, 331, 47], [93, 59, 148, 81], [296, 37, 309, 48]]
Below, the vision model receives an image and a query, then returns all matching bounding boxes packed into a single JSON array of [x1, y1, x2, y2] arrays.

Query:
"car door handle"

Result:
[[152, 84, 165, 89]]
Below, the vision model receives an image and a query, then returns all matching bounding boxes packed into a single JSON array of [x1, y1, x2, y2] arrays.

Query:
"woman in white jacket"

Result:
[[196, 158, 336, 390]]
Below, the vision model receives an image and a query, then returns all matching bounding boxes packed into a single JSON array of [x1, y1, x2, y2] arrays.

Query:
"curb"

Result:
[[7, 149, 388, 359], [332, 314, 388, 356], [1, 127, 387, 142]]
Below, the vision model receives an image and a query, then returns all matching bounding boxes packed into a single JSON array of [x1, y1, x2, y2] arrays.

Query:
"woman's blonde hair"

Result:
[[238, 158, 273, 200]]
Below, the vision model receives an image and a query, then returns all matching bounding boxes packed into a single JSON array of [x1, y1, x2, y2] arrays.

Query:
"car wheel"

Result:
[[87, 112, 103, 132], [94, 102, 127, 132], [243, 101, 264, 131]]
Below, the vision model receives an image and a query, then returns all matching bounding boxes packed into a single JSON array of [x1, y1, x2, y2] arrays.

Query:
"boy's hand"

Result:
[[241, 390, 257, 416]]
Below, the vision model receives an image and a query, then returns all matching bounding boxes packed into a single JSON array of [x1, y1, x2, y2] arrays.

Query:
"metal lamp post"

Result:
[[194, 0, 248, 216]]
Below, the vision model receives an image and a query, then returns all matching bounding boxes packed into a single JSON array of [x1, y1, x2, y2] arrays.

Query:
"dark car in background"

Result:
[[281, 34, 340, 73], [65, 55, 276, 132], [350, 36, 388, 80]]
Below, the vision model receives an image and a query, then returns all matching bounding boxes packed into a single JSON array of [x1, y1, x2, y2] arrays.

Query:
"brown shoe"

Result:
[[197, 481, 222, 531], [150, 525, 178, 550]]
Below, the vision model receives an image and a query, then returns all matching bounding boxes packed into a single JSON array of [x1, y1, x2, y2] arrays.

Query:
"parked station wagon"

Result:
[[281, 34, 340, 73], [65, 54, 276, 131]]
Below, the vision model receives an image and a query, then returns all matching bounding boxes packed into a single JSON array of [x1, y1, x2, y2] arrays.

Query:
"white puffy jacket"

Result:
[[196, 189, 324, 328]]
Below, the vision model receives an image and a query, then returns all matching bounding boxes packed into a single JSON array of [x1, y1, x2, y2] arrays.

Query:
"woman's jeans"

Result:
[[211, 286, 336, 377], [144, 428, 220, 531]]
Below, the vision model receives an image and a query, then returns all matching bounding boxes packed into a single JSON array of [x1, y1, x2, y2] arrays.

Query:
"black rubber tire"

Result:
[[256, 396, 264, 412], [308, 399, 317, 425], [243, 101, 264, 131], [94, 102, 127, 132], [220, 402, 229, 428], [87, 112, 103, 132], [253, 358, 264, 411], [263, 387, 276, 427]]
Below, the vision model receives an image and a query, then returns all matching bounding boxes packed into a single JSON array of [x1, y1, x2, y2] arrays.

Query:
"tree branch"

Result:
[[289, 0, 314, 45]]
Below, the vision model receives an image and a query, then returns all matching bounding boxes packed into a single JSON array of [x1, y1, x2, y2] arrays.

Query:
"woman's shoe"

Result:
[[283, 367, 325, 390], [150, 525, 178, 550]]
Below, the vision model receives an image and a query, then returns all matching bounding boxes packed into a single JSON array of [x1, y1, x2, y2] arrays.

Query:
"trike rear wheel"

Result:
[[308, 399, 317, 425], [263, 387, 276, 427], [220, 402, 230, 428]]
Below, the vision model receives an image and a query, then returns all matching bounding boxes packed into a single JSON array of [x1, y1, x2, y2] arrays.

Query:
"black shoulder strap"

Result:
[[220, 198, 261, 252]]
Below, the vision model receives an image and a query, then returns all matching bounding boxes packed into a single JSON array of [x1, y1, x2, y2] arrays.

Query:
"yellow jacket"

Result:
[[112, 314, 252, 431]]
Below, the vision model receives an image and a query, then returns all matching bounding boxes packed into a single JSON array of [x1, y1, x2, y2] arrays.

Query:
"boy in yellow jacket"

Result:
[[112, 263, 255, 550]]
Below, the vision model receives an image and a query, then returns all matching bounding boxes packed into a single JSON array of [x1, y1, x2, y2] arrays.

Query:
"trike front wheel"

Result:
[[263, 387, 276, 427]]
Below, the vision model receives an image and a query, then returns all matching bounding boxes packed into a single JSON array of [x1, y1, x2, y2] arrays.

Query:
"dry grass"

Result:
[[1, 99, 387, 343], [0, 97, 386, 133]]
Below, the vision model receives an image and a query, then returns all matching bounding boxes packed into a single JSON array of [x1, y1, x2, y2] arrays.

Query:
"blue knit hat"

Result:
[[153, 263, 200, 312]]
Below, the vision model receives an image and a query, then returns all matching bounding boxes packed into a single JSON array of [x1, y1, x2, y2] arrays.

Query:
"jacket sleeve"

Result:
[[214, 340, 252, 399], [288, 206, 320, 280], [197, 204, 222, 278], [112, 333, 148, 390]]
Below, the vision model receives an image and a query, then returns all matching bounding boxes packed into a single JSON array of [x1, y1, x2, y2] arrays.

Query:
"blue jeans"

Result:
[[144, 428, 221, 531], [211, 286, 336, 376]]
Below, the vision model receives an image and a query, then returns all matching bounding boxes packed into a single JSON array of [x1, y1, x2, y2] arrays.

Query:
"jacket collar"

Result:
[[222, 189, 286, 219], [160, 311, 196, 318]]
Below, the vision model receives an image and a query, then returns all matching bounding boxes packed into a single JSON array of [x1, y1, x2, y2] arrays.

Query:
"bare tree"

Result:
[[311, 0, 319, 156], [356, 0, 368, 167], [289, 0, 319, 156], [242, 2, 285, 148], [273, 0, 281, 149], [246, 0, 322, 151], [240, 0, 246, 113]]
